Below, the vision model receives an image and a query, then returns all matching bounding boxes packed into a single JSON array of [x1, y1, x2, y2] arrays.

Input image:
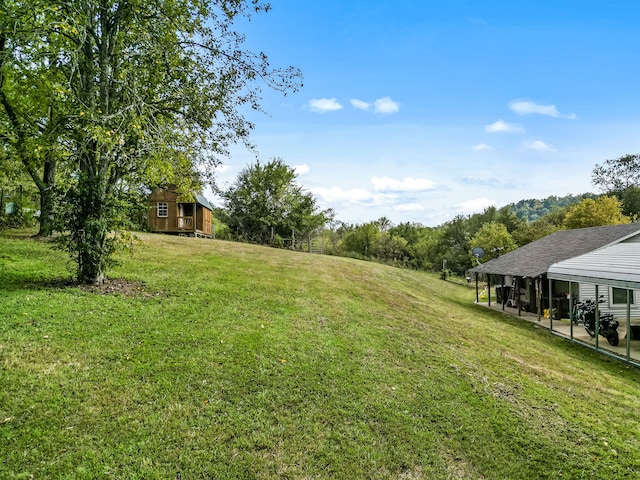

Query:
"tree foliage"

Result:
[[592, 153, 640, 193], [562, 196, 631, 229], [508, 194, 597, 222], [221, 158, 330, 244], [620, 185, 640, 219], [340, 222, 382, 258], [0, 1, 70, 235], [511, 219, 559, 246], [333, 221, 442, 269], [469, 222, 517, 262]]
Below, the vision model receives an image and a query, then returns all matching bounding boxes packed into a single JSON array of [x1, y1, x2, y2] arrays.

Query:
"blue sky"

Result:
[[207, 0, 640, 226]]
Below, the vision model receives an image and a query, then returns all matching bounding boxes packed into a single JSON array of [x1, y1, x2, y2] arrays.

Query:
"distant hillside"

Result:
[[507, 193, 599, 221]]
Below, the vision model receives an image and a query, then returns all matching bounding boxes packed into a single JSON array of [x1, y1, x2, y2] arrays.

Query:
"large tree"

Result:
[[221, 158, 330, 244], [591, 154, 640, 219], [4, 0, 301, 283], [437, 215, 471, 275]]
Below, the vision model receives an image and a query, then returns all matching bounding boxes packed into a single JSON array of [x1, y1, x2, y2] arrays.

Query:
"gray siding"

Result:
[[578, 283, 639, 317]]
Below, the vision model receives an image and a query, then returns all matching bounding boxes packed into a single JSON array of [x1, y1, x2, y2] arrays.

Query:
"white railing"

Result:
[[177, 216, 194, 230]]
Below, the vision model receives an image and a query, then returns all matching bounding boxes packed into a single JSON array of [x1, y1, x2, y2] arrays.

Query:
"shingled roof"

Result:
[[470, 223, 640, 278]]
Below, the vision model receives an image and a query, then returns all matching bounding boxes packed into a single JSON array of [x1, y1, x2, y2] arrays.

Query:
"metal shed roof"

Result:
[[194, 194, 213, 210], [548, 240, 640, 289], [469, 223, 640, 278]]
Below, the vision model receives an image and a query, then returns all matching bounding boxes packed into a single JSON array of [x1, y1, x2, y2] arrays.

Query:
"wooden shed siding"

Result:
[[148, 188, 180, 233], [147, 187, 213, 237], [148, 197, 179, 233], [200, 207, 212, 236]]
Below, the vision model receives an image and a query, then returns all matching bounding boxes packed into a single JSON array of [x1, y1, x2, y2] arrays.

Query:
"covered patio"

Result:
[[470, 224, 640, 367], [479, 301, 640, 364], [470, 224, 640, 317], [547, 241, 640, 366]]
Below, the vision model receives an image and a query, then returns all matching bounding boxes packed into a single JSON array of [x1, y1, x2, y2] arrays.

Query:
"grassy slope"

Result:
[[1, 231, 639, 479]]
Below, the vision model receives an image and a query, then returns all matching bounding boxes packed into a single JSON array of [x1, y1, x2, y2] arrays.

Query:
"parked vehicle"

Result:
[[574, 296, 620, 346]]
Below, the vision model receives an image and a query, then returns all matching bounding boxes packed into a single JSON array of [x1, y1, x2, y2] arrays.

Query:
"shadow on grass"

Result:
[[0, 276, 76, 292], [0, 276, 163, 298]]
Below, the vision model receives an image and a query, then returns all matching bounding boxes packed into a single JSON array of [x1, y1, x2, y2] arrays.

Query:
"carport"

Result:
[[548, 241, 640, 366]]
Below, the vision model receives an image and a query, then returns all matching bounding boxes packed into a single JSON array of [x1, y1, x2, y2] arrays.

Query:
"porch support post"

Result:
[[536, 276, 542, 322], [569, 281, 573, 339], [517, 277, 521, 317], [488, 274, 491, 306], [502, 275, 506, 311], [549, 277, 553, 331], [475, 273, 479, 303], [595, 285, 600, 350], [627, 289, 632, 360]]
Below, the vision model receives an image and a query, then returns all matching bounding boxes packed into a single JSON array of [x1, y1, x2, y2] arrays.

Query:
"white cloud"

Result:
[[308, 98, 343, 113], [395, 203, 425, 212], [293, 164, 310, 175], [374, 96, 400, 114], [371, 176, 436, 192], [485, 120, 523, 133], [216, 164, 232, 172], [523, 140, 554, 151], [350, 99, 370, 110], [311, 187, 371, 202], [509, 100, 576, 119], [461, 176, 502, 187], [472, 143, 492, 151], [311, 186, 395, 205], [455, 197, 497, 213]]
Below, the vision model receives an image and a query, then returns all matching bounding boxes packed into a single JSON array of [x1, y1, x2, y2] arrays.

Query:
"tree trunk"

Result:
[[36, 154, 57, 237], [1, 35, 58, 238], [75, 170, 108, 285]]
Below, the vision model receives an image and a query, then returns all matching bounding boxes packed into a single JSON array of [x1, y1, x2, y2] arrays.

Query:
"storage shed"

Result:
[[147, 186, 213, 238]]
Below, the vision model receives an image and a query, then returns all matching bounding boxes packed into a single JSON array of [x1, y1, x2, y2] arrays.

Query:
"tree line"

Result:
[[210, 154, 640, 277]]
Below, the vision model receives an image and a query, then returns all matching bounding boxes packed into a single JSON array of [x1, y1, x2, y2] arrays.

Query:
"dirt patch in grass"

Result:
[[80, 278, 162, 297], [32, 278, 165, 298]]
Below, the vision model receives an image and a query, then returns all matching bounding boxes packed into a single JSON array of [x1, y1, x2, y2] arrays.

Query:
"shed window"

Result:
[[612, 287, 634, 305], [157, 202, 168, 218]]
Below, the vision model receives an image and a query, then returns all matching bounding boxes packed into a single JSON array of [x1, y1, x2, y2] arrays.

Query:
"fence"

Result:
[[1, 185, 39, 215], [281, 233, 325, 254]]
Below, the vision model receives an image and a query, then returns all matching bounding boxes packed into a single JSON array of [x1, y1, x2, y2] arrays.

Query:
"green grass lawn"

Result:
[[1, 230, 639, 479]]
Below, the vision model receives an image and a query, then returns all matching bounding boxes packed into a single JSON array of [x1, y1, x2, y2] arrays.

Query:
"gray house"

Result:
[[548, 238, 640, 320], [470, 223, 640, 318]]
